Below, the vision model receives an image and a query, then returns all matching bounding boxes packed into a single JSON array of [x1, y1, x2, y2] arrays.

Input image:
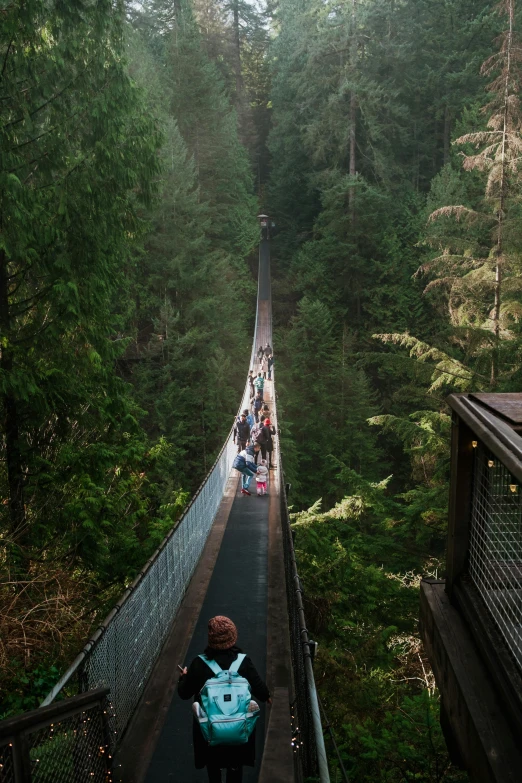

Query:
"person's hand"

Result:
[[267, 697, 272, 705], [181, 667, 188, 676]]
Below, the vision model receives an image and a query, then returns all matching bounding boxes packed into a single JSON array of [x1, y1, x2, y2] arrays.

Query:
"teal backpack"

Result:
[[195, 654, 259, 746]]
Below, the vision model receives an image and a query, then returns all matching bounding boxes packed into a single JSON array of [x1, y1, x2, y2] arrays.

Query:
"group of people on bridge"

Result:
[[232, 343, 276, 496], [176, 342, 276, 781]]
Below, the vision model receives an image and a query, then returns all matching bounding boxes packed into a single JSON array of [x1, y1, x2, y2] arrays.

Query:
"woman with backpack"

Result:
[[178, 616, 271, 783], [250, 419, 267, 464]]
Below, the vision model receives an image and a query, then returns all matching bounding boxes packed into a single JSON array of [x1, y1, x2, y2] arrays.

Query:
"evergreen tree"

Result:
[[124, 6, 258, 490], [277, 297, 380, 506], [427, 0, 522, 385], [167, 0, 259, 252], [0, 0, 160, 557]]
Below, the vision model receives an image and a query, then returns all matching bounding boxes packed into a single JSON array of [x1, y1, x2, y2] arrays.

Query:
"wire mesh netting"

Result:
[[279, 470, 318, 780], [26, 703, 110, 783], [470, 444, 522, 671], [78, 393, 248, 739], [0, 740, 16, 783], [61, 319, 259, 746]]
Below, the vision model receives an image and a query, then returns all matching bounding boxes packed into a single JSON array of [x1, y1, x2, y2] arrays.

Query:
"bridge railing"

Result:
[[39, 340, 257, 751], [0, 688, 111, 783], [274, 414, 330, 781], [469, 440, 522, 670], [444, 394, 522, 677]]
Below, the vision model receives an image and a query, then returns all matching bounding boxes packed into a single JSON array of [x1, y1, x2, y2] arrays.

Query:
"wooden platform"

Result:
[[420, 579, 522, 783], [470, 393, 522, 427]]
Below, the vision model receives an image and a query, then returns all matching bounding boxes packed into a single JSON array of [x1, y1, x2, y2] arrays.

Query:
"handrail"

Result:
[[279, 459, 330, 782], [272, 369, 330, 781], [41, 253, 261, 717], [40, 414, 243, 708], [0, 688, 111, 783], [0, 688, 109, 738], [41, 419, 244, 708]]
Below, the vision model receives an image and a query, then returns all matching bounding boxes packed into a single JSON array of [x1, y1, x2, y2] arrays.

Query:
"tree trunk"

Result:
[[443, 104, 451, 166], [232, 0, 242, 104], [349, 0, 357, 223], [491, 0, 513, 386], [0, 247, 26, 545]]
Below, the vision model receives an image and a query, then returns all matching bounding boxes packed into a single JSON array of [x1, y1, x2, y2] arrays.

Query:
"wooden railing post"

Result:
[[446, 410, 474, 599]]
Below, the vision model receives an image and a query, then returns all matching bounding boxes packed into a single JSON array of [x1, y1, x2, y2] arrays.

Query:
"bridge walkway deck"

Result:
[[114, 240, 294, 783]]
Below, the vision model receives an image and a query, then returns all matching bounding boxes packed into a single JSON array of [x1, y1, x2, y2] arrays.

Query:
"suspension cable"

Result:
[[319, 695, 350, 783]]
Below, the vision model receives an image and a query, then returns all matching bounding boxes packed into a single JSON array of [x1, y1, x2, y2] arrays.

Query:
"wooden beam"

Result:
[[446, 414, 474, 598], [420, 579, 522, 783]]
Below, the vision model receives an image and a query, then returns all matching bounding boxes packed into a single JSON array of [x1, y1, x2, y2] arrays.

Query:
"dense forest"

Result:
[[1, 0, 521, 779]]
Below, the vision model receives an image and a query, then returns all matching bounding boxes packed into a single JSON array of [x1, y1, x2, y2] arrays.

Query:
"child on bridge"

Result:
[[255, 460, 268, 495]]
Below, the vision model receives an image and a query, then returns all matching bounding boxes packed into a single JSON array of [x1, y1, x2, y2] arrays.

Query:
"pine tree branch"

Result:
[[0, 35, 14, 81], [4, 59, 96, 130]]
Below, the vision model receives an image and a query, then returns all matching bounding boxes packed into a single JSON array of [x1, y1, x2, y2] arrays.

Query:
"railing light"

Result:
[[472, 440, 478, 448], [488, 460, 495, 468], [510, 484, 518, 493]]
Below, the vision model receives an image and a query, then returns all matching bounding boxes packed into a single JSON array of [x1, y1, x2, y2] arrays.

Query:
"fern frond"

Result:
[[454, 131, 501, 146], [428, 205, 493, 223]]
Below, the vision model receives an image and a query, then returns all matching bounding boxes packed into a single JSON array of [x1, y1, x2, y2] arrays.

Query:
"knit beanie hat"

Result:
[[208, 616, 237, 650], [264, 418, 271, 426]]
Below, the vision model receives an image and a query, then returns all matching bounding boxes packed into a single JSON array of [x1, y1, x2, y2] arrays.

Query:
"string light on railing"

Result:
[[488, 460, 495, 468], [510, 484, 518, 493], [472, 440, 478, 448]]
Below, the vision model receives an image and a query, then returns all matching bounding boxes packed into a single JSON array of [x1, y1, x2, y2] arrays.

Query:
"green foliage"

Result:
[[345, 692, 467, 782], [0, 664, 61, 721], [0, 0, 162, 565], [276, 297, 381, 506], [291, 487, 460, 781], [124, 12, 257, 491], [0, 0, 259, 715]]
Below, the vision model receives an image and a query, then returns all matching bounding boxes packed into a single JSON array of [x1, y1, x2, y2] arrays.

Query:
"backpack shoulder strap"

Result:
[[228, 653, 246, 674], [199, 655, 223, 677]]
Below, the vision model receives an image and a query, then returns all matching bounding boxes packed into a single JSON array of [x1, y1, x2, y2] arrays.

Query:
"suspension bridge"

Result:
[[4, 231, 522, 783], [0, 232, 330, 783]]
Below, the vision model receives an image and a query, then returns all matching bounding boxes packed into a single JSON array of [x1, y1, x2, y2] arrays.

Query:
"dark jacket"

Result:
[[262, 425, 276, 451], [178, 646, 270, 769], [264, 345, 272, 357], [234, 419, 250, 443]]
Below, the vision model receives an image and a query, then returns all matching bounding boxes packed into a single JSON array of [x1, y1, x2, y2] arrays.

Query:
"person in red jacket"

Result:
[[178, 616, 271, 783]]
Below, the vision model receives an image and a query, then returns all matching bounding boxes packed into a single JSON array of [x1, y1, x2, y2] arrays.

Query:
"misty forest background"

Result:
[[1, 0, 521, 779]]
